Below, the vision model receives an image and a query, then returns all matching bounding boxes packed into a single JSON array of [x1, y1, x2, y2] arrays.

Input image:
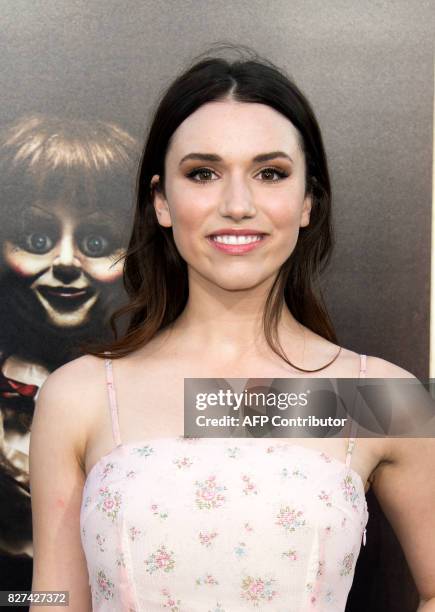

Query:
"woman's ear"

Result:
[[300, 193, 312, 228], [150, 174, 172, 228]]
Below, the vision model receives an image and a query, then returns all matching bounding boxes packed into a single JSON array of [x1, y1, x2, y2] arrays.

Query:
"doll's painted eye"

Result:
[[23, 232, 55, 254], [80, 234, 110, 257], [76, 222, 122, 258]]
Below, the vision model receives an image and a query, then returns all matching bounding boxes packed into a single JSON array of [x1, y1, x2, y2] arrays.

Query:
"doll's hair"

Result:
[[0, 114, 138, 230]]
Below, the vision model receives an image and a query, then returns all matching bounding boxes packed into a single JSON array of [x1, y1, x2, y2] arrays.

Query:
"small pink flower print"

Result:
[[318, 490, 332, 507], [96, 486, 122, 522], [240, 576, 277, 605], [96, 569, 115, 600], [208, 604, 225, 612], [132, 445, 154, 457], [161, 587, 182, 611], [129, 526, 141, 541], [145, 544, 175, 574], [241, 474, 258, 495], [342, 474, 360, 510], [326, 525, 332, 535], [281, 549, 298, 561], [199, 531, 218, 547], [275, 505, 306, 533], [101, 462, 115, 480], [195, 475, 227, 510], [227, 447, 240, 458], [173, 456, 193, 469], [96, 533, 105, 552], [150, 503, 168, 519], [116, 552, 126, 568], [340, 551, 355, 576], [266, 446, 275, 454], [234, 542, 247, 558], [324, 589, 334, 603], [292, 468, 307, 479], [126, 470, 136, 479], [317, 560, 325, 577], [196, 573, 219, 586], [320, 452, 332, 463], [280, 466, 308, 480], [244, 522, 254, 532], [341, 517, 347, 528], [83, 495, 91, 508]]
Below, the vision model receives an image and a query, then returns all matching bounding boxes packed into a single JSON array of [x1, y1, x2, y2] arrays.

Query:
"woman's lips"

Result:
[[206, 235, 268, 254]]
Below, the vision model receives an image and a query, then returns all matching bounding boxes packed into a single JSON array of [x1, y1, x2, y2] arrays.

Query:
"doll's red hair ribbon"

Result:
[[0, 371, 39, 399]]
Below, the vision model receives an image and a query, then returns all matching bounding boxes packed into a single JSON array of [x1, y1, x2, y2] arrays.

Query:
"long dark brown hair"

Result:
[[82, 47, 339, 372]]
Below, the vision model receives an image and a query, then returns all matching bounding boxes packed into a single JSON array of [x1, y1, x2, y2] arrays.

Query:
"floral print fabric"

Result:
[[80, 437, 368, 611]]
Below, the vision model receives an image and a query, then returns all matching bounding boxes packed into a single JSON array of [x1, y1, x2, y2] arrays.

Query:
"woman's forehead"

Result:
[[167, 100, 303, 163]]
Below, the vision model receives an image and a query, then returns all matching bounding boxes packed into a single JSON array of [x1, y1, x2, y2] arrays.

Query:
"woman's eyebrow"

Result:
[[179, 151, 293, 165]]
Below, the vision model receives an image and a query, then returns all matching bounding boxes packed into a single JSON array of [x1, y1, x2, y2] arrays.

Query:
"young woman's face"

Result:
[[152, 100, 312, 291], [2, 197, 124, 327]]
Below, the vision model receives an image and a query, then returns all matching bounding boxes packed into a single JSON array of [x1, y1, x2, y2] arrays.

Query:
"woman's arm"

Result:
[[368, 358, 435, 608], [29, 357, 99, 611], [418, 599, 435, 610]]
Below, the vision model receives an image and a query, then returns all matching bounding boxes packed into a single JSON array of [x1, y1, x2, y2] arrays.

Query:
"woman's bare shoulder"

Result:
[[364, 354, 416, 379], [33, 354, 108, 468], [363, 355, 427, 466], [37, 354, 108, 410]]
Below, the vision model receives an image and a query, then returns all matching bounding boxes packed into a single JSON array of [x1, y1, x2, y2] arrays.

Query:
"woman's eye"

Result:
[[257, 167, 289, 181], [186, 168, 218, 182]]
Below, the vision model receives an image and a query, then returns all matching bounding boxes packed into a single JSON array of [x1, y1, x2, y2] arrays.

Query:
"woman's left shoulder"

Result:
[[362, 355, 432, 464], [363, 354, 417, 379], [335, 344, 416, 378]]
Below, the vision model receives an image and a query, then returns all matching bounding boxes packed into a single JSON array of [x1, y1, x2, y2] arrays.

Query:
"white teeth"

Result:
[[211, 234, 263, 245]]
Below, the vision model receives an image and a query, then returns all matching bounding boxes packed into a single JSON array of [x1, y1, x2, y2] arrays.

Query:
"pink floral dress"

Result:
[[80, 356, 369, 611]]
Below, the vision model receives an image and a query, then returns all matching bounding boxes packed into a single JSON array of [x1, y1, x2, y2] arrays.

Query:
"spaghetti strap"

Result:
[[103, 352, 122, 447], [345, 354, 367, 467]]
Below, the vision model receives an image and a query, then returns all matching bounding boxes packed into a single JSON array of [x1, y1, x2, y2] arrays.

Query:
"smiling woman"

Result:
[[29, 48, 435, 611]]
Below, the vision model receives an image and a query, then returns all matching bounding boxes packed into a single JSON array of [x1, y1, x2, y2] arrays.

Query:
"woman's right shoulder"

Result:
[[32, 354, 109, 470], [37, 354, 108, 409]]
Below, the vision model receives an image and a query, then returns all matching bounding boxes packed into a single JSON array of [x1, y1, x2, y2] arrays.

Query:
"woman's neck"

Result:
[[167, 273, 304, 362]]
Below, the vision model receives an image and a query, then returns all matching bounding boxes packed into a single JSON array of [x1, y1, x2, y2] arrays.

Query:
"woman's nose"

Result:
[[219, 174, 256, 219]]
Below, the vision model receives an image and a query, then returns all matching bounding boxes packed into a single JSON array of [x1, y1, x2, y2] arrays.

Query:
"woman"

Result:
[[29, 51, 435, 611]]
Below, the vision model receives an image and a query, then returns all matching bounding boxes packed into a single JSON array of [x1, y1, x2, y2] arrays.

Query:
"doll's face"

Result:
[[2, 197, 124, 327], [151, 99, 312, 292]]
